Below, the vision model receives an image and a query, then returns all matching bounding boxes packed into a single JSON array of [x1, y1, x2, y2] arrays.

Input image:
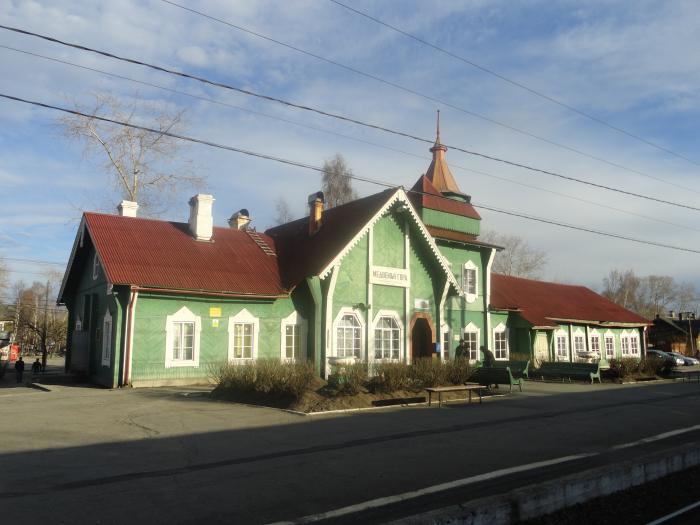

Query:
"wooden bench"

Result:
[[425, 384, 487, 408], [492, 359, 530, 380], [467, 367, 523, 393], [538, 361, 602, 384]]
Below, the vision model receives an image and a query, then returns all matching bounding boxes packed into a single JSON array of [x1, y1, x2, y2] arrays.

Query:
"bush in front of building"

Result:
[[368, 362, 412, 393], [608, 358, 641, 379], [410, 358, 448, 388], [329, 362, 368, 395], [214, 359, 316, 399], [444, 357, 473, 385]]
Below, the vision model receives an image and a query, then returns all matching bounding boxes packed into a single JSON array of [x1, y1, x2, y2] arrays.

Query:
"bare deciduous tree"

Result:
[[321, 154, 357, 208], [274, 197, 293, 225], [57, 93, 204, 215], [603, 269, 642, 311], [480, 231, 547, 278]]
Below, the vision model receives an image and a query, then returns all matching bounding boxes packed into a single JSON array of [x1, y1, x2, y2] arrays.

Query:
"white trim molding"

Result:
[[228, 308, 260, 362], [371, 309, 403, 362], [165, 306, 201, 368], [280, 311, 307, 362]]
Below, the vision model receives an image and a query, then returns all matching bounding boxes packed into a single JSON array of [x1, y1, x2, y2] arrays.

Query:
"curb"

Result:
[[29, 383, 52, 392], [389, 443, 700, 525]]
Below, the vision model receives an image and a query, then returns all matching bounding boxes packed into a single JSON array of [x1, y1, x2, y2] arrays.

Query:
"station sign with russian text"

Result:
[[369, 266, 410, 288]]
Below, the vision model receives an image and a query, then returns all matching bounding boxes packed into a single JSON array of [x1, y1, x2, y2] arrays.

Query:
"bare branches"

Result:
[[480, 230, 547, 279], [56, 92, 204, 215], [322, 154, 357, 208]]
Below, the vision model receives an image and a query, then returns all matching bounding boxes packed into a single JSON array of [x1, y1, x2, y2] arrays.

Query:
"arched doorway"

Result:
[[410, 314, 435, 362]]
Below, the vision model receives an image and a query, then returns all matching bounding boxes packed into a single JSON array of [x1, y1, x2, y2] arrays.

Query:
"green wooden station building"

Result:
[[58, 127, 649, 387]]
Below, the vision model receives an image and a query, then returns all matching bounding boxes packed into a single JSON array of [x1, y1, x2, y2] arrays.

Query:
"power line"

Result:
[[157, 2, 698, 194], [1, 256, 65, 266], [4, 45, 698, 234], [1, 26, 698, 210], [327, 0, 700, 169], [1, 91, 699, 256]]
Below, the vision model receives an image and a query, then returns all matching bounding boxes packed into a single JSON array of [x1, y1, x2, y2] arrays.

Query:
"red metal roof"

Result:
[[425, 225, 502, 249], [84, 213, 286, 297], [491, 273, 650, 327], [409, 175, 481, 220]]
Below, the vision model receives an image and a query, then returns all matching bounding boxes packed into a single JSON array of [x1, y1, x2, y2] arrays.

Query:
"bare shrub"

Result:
[[213, 359, 316, 399], [369, 362, 411, 393], [445, 358, 473, 385], [608, 358, 640, 379], [410, 358, 447, 388]]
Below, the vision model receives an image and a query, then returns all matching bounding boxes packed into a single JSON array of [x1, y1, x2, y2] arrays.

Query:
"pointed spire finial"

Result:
[[436, 109, 441, 143]]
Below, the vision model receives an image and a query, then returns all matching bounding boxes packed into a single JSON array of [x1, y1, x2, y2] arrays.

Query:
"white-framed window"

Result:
[[280, 311, 307, 362], [441, 324, 450, 360], [590, 331, 601, 354], [228, 309, 259, 362], [373, 311, 402, 361], [573, 330, 585, 355], [493, 323, 508, 360], [604, 333, 615, 358], [555, 329, 568, 361], [101, 310, 112, 367], [462, 261, 478, 303], [630, 333, 640, 356], [463, 322, 480, 361], [334, 308, 364, 359], [621, 332, 631, 356], [92, 253, 100, 280], [165, 306, 201, 368]]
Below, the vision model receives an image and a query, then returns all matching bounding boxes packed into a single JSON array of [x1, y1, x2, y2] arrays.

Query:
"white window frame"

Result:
[[333, 307, 365, 360], [463, 322, 480, 362], [629, 332, 640, 357], [604, 331, 615, 359], [101, 310, 112, 367], [589, 330, 601, 356], [462, 260, 478, 303], [371, 310, 403, 362], [441, 323, 451, 360], [573, 328, 585, 357], [280, 311, 307, 362], [165, 306, 201, 368], [555, 329, 569, 361], [492, 322, 509, 360], [228, 308, 260, 362], [621, 331, 631, 356], [92, 252, 100, 280]]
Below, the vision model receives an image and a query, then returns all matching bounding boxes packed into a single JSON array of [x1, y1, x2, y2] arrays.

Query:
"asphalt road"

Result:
[[1, 379, 699, 524]]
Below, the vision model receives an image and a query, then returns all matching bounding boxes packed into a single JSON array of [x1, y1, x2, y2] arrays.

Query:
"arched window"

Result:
[[228, 309, 259, 362], [336, 313, 362, 358], [165, 306, 201, 368], [281, 311, 307, 362], [493, 323, 509, 360], [462, 260, 478, 303], [463, 322, 480, 361], [373, 313, 401, 361]]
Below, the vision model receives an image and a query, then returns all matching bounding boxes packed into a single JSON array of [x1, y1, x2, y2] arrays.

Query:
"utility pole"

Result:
[[42, 280, 49, 371], [13, 289, 20, 344]]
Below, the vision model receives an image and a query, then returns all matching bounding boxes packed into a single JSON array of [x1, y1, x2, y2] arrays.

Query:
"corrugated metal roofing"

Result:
[[84, 213, 285, 296], [409, 175, 481, 220], [491, 273, 650, 327]]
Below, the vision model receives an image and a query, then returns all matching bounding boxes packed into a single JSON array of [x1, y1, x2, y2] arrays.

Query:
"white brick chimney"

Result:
[[188, 194, 215, 241], [118, 200, 139, 217]]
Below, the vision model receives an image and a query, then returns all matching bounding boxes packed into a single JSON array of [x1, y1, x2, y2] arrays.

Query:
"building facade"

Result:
[[58, 126, 649, 387]]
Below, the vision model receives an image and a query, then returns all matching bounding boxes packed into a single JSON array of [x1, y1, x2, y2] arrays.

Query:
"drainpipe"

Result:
[[122, 288, 138, 387], [484, 248, 496, 352]]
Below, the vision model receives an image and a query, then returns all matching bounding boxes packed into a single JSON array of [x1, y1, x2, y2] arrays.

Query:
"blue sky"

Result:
[[1, 0, 700, 296]]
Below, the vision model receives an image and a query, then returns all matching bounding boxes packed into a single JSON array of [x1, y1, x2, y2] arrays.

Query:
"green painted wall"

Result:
[[422, 208, 480, 236], [372, 214, 405, 268]]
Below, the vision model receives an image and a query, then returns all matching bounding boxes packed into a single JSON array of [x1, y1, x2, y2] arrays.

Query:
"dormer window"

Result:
[[92, 253, 100, 280]]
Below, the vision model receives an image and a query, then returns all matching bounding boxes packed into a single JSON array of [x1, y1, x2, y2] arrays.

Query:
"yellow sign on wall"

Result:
[[209, 307, 222, 318]]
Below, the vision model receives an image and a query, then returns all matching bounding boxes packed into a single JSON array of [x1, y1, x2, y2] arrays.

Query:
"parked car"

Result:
[[668, 351, 700, 366], [646, 349, 684, 368]]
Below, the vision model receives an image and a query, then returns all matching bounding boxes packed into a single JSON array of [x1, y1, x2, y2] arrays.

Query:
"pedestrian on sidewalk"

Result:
[[31, 358, 42, 376], [14, 356, 25, 383]]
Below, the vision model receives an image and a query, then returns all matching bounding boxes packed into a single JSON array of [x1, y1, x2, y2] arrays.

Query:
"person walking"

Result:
[[481, 345, 496, 367], [14, 356, 25, 383], [454, 339, 467, 359], [31, 358, 42, 376]]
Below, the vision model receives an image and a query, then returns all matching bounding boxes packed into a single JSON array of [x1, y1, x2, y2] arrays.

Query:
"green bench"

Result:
[[538, 361, 602, 384], [467, 367, 523, 393], [492, 359, 530, 380]]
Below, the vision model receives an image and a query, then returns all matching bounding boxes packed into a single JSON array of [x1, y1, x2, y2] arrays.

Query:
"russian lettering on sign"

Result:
[[369, 266, 410, 287]]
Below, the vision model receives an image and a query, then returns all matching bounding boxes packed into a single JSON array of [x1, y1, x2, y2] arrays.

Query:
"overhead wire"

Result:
[[327, 0, 700, 168], [1, 91, 699, 256], [3, 44, 699, 234], [1, 25, 699, 210], [157, 1, 699, 193]]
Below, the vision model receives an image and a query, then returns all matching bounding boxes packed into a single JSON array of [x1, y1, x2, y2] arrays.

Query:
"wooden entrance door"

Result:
[[411, 317, 433, 362]]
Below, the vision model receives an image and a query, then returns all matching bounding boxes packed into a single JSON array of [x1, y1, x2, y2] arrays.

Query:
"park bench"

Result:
[[425, 384, 487, 408], [467, 367, 523, 393], [491, 359, 530, 380], [538, 361, 602, 384]]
